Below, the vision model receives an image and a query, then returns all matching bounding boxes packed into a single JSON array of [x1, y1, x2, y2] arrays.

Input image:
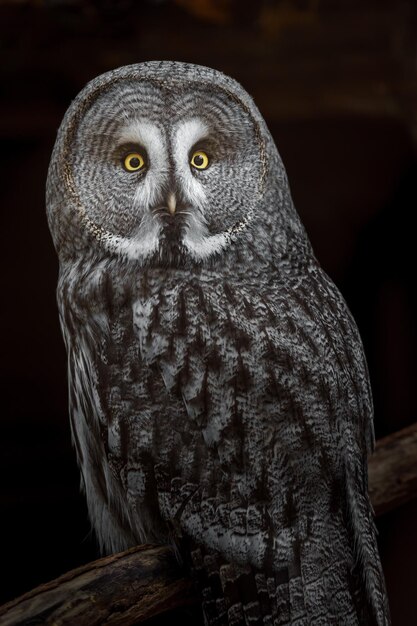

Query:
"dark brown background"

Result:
[[1, 1, 416, 623]]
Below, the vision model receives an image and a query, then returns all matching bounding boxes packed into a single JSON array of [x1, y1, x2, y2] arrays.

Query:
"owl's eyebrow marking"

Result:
[[117, 120, 166, 153], [172, 118, 209, 209], [173, 118, 209, 156]]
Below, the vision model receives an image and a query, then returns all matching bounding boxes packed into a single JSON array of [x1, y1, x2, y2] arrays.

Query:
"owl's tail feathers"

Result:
[[345, 479, 391, 626], [190, 546, 306, 626]]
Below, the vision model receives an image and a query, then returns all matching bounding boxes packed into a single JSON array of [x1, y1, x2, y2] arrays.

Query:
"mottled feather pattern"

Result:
[[58, 256, 385, 624], [48, 61, 390, 625]]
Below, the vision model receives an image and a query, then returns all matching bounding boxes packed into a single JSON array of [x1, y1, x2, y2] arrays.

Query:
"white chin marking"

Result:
[[183, 232, 230, 260], [103, 229, 229, 263], [182, 214, 230, 260], [103, 224, 161, 261]]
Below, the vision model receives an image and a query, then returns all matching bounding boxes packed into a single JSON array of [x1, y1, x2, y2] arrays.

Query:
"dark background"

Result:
[[1, 1, 416, 623]]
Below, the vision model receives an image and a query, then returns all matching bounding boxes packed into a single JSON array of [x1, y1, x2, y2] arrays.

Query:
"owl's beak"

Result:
[[167, 193, 176, 216]]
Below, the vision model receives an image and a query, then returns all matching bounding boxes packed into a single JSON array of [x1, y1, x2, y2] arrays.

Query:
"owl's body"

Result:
[[48, 62, 390, 624]]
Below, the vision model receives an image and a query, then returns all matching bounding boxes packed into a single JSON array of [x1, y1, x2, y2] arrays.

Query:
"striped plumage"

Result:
[[47, 61, 390, 625]]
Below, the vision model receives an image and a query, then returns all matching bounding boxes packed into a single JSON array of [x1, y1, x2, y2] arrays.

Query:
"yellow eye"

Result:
[[123, 152, 145, 172], [190, 150, 209, 170]]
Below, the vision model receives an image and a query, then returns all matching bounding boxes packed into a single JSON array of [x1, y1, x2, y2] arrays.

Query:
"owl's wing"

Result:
[[127, 267, 389, 626]]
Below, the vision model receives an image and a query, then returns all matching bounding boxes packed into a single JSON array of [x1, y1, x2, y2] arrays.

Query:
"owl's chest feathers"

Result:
[[117, 271, 273, 405], [64, 263, 356, 462], [66, 266, 290, 431]]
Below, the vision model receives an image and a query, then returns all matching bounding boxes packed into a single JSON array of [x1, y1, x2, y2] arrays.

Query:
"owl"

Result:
[[47, 61, 390, 625]]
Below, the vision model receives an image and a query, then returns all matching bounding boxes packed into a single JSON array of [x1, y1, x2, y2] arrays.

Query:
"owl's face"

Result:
[[66, 78, 266, 266]]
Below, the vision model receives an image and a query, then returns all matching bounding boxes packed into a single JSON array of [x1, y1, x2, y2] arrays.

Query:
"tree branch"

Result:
[[368, 421, 417, 517], [0, 545, 197, 625]]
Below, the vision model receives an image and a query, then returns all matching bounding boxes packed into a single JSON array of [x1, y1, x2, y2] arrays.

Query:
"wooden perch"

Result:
[[368, 421, 417, 517], [1, 422, 417, 626], [0, 544, 198, 626]]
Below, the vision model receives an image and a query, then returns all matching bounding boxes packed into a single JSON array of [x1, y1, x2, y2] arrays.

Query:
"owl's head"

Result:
[[47, 62, 308, 268]]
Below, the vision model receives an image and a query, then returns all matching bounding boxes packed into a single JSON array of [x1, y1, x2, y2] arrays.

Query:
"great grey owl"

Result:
[[47, 61, 390, 625]]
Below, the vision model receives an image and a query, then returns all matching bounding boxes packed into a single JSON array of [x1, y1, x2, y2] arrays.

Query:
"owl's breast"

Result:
[[61, 261, 373, 560], [132, 271, 268, 420], [63, 262, 370, 472]]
